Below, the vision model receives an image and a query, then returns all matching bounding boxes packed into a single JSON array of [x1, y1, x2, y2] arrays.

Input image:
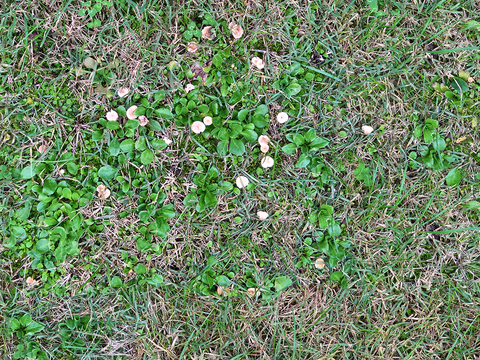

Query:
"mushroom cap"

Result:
[[106, 110, 119, 121], [163, 137, 172, 145], [201, 26, 215, 40], [96, 184, 106, 193], [191, 121, 206, 134], [187, 42, 198, 53], [246, 288, 259, 297], [26, 276, 35, 285], [258, 135, 270, 145], [138, 115, 149, 126], [126, 105, 138, 120], [203, 116, 213, 125], [257, 211, 269, 220], [260, 144, 269, 153], [230, 23, 244, 39], [101, 188, 111, 200], [276, 112, 289, 124], [314, 258, 325, 269], [251, 56, 265, 70], [468, 77, 474, 83], [362, 125, 374, 135], [37, 144, 48, 154], [185, 84, 195, 93], [118, 87, 129, 98], [261, 156, 274, 168], [236, 176, 250, 189]]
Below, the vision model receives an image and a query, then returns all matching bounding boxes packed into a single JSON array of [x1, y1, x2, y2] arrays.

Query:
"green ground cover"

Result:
[[1, 0, 480, 358]]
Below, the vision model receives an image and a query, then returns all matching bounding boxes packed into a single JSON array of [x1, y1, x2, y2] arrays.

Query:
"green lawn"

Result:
[[1, 0, 480, 359]]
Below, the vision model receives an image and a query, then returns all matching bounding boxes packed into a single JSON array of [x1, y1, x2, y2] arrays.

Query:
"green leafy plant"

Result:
[[10, 313, 45, 338], [184, 165, 232, 212], [79, 0, 113, 28], [282, 128, 331, 177]]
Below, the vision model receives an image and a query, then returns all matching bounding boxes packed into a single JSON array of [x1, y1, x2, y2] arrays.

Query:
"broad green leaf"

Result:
[[155, 108, 173, 119], [110, 276, 123, 288], [141, 149, 154, 165], [309, 137, 329, 149], [330, 271, 343, 282], [465, 201, 480, 210], [238, 109, 249, 121], [149, 120, 162, 131], [25, 320, 44, 335], [229, 138, 245, 155], [134, 263, 147, 275], [212, 54, 223, 67], [282, 143, 297, 155], [204, 190, 217, 207], [366, 0, 378, 11], [217, 140, 228, 156], [21, 165, 36, 179], [120, 139, 134, 152], [147, 273, 163, 287], [137, 237, 151, 252], [295, 154, 311, 168], [217, 275, 230, 286], [19, 314, 32, 327], [36, 239, 49, 254], [109, 137, 120, 156], [445, 168, 462, 186], [254, 104, 269, 116], [98, 166, 117, 181], [43, 178, 57, 195], [106, 121, 120, 130], [274, 276, 293, 292]]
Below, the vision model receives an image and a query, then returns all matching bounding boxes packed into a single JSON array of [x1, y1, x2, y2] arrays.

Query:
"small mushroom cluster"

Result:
[[191, 116, 213, 134]]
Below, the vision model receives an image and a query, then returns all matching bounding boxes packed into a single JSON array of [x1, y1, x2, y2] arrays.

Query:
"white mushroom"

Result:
[[106, 110, 119, 121], [191, 121, 206, 134], [138, 115, 149, 126], [276, 112, 288, 124], [257, 211, 269, 220], [362, 125, 374, 135], [251, 57, 265, 70], [117, 87, 129, 98], [236, 176, 250, 189], [203, 116, 213, 125], [126, 105, 138, 120], [261, 156, 274, 168]]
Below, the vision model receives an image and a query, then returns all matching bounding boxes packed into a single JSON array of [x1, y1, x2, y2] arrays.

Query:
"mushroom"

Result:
[[96, 184, 111, 200], [236, 176, 250, 189], [257, 211, 269, 220], [260, 144, 269, 153], [191, 121, 206, 134], [217, 286, 224, 296], [314, 258, 325, 269], [163, 137, 172, 145], [276, 112, 288, 124], [201, 26, 215, 40], [106, 110, 119, 121], [126, 105, 138, 120], [117, 87, 129, 98], [258, 135, 270, 145], [203, 116, 213, 125], [246, 288, 260, 297], [251, 57, 265, 70], [468, 77, 474, 83], [185, 84, 195, 93], [362, 125, 374, 135], [37, 144, 48, 154], [187, 42, 198, 53], [26, 276, 36, 285], [229, 23, 243, 39], [261, 156, 274, 168], [138, 115, 149, 126]]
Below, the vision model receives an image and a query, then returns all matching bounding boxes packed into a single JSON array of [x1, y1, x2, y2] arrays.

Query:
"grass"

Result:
[[1, 0, 480, 358]]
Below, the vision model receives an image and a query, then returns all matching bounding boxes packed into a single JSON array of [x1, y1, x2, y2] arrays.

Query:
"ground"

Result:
[[1, 0, 480, 359]]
